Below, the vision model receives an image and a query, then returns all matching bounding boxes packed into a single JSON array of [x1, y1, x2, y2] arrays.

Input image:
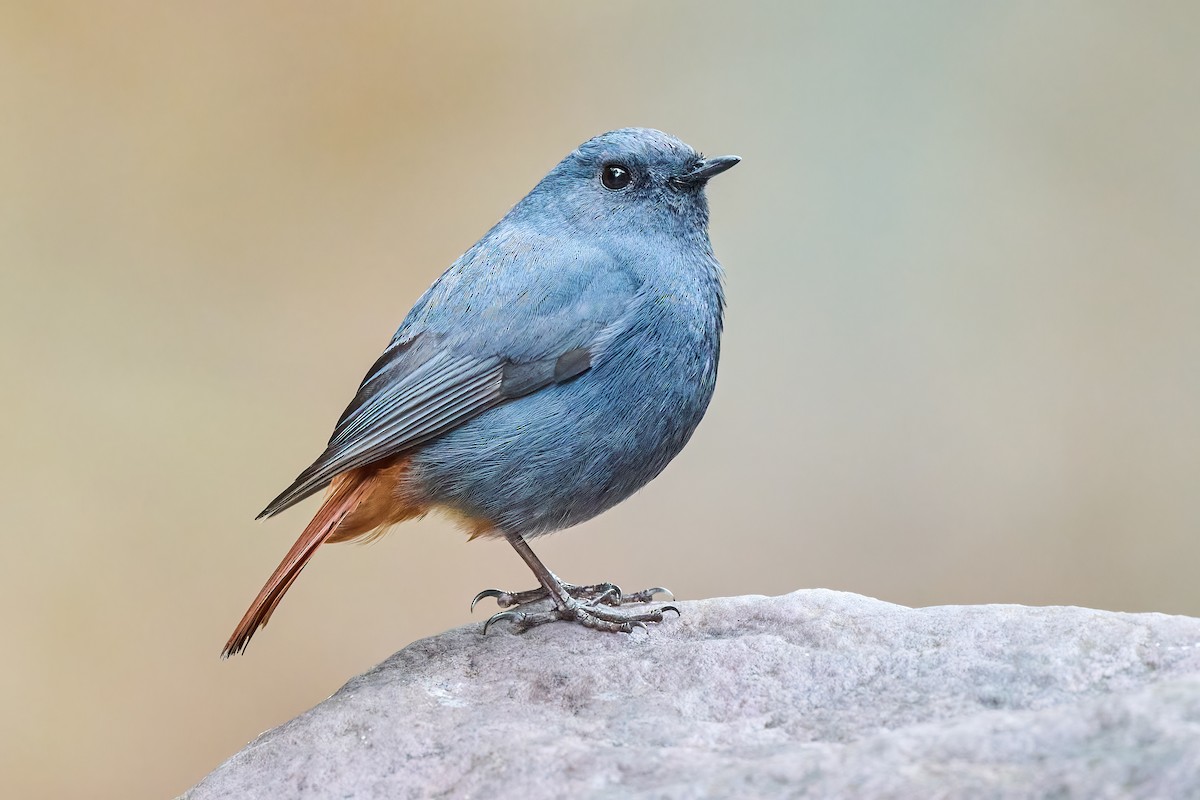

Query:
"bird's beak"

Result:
[[671, 155, 741, 189]]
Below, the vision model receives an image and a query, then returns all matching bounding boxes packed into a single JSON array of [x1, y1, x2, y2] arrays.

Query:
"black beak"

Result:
[[671, 155, 741, 189]]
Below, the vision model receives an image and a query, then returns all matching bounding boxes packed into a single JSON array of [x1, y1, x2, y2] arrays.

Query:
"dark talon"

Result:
[[628, 621, 648, 634], [471, 589, 506, 612], [594, 585, 621, 605], [660, 605, 680, 618], [482, 610, 524, 635], [647, 587, 674, 602]]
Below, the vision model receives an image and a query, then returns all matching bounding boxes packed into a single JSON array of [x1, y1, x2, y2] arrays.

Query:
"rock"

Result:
[[183, 591, 1200, 799]]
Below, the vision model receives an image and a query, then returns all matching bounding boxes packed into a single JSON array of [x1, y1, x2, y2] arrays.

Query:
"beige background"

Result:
[[2, 3, 1197, 798]]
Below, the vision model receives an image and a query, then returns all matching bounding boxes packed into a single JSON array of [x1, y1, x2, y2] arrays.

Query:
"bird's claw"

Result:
[[482, 610, 527, 635], [622, 586, 674, 603], [471, 589, 508, 612], [592, 584, 622, 605]]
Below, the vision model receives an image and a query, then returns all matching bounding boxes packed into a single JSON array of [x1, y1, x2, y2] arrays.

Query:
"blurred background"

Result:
[[2, 2, 1197, 797]]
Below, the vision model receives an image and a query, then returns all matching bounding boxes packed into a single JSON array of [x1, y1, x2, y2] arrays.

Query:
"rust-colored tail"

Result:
[[222, 458, 424, 657]]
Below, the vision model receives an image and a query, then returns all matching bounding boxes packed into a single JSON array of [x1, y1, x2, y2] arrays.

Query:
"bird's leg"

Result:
[[476, 532, 678, 634]]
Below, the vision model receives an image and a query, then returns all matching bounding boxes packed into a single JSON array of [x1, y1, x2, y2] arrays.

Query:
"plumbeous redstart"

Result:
[[224, 128, 739, 656]]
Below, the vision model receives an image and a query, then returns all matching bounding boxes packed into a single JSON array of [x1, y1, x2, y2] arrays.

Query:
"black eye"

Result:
[[600, 162, 633, 191]]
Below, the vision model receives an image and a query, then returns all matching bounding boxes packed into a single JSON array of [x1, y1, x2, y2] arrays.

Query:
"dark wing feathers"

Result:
[[257, 337, 601, 519], [329, 334, 424, 433], [258, 345, 502, 518], [497, 348, 586, 399], [553, 348, 592, 383]]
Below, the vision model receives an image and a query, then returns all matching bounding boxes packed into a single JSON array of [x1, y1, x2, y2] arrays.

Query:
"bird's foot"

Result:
[[478, 535, 677, 635], [482, 597, 679, 635], [471, 582, 672, 612]]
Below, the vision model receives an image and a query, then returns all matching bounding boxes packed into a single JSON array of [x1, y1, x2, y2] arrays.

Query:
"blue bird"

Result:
[[224, 128, 739, 655]]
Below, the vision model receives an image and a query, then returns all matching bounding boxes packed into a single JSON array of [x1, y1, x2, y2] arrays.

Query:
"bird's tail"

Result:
[[222, 472, 378, 658]]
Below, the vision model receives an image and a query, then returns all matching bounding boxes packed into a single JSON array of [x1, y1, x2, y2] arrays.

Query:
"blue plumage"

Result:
[[228, 128, 738, 654]]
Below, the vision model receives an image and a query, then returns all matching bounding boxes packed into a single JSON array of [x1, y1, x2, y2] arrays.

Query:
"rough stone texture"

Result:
[[184, 591, 1200, 799]]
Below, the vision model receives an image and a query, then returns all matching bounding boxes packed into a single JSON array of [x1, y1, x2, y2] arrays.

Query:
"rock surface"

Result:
[[183, 591, 1200, 799]]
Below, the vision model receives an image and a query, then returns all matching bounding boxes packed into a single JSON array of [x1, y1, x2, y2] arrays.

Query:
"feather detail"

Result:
[[223, 456, 425, 657]]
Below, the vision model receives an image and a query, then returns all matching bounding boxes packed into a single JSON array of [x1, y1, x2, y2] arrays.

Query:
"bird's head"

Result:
[[524, 128, 739, 242]]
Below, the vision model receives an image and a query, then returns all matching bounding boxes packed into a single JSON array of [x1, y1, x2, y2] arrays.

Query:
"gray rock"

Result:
[[184, 590, 1200, 799]]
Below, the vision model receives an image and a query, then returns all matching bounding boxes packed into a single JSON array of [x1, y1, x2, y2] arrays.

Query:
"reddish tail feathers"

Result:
[[222, 458, 423, 657]]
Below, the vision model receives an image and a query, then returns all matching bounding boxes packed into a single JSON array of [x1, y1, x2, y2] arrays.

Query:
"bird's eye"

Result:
[[600, 162, 633, 191]]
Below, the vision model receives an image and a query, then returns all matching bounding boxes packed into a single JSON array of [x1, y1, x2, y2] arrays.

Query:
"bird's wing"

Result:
[[258, 238, 640, 518]]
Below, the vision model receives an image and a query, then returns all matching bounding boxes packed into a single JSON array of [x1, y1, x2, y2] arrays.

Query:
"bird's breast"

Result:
[[409, 259, 724, 536]]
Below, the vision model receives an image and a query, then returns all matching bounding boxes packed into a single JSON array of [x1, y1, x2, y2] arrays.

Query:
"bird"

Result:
[[223, 128, 739, 656]]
